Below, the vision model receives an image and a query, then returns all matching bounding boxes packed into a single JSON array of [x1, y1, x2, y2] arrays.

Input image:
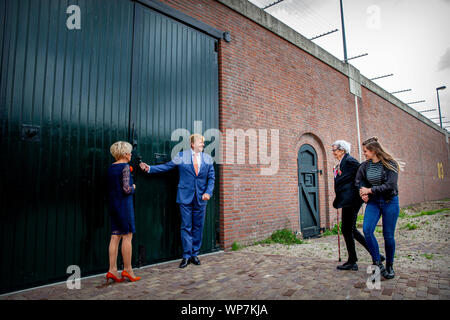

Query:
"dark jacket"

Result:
[[333, 153, 363, 209], [355, 160, 399, 202]]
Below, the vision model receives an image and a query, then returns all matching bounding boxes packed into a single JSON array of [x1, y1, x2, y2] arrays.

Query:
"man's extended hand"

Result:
[[139, 162, 150, 172], [202, 193, 211, 201]]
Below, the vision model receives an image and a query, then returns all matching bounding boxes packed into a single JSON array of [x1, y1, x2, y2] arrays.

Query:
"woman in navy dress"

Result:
[[106, 141, 141, 283]]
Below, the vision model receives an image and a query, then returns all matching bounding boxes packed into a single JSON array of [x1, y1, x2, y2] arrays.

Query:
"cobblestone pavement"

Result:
[[2, 202, 449, 300], [1, 250, 448, 300]]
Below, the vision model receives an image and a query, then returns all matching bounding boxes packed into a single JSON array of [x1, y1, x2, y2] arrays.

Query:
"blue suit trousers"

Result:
[[179, 193, 206, 259]]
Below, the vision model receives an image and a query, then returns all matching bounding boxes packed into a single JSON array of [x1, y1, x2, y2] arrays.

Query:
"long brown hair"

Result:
[[362, 136, 400, 173]]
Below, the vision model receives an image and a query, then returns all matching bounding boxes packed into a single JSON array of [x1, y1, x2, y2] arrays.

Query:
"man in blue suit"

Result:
[[139, 134, 215, 268]]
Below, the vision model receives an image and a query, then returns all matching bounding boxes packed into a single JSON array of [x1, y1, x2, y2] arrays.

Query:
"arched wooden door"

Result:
[[298, 144, 320, 238]]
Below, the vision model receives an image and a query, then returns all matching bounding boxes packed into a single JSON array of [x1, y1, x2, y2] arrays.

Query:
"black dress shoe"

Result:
[[337, 262, 358, 270], [179, 258, 190, 268], [190, 256, 201, 265]]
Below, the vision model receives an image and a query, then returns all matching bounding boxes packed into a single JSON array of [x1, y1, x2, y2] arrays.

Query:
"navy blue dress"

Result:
[[107, 163, 136, 235]]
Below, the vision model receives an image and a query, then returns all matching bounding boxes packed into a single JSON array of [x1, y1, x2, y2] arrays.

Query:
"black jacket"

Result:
[[355, 160, 399, 202], [333, 153, 363, 209]]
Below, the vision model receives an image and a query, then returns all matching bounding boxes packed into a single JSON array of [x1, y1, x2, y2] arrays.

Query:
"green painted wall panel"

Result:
[[0, 0, 134, 293]]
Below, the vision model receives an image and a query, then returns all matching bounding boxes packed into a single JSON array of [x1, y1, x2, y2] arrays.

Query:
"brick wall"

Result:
[[159, 0, 450, 250], [360, 88, 450, 205]]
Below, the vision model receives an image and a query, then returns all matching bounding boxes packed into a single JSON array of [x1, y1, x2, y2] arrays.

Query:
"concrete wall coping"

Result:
[[216, 0, 448, 137]]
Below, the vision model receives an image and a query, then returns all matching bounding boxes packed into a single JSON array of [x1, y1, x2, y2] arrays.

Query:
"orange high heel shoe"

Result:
[[121, 270, 141, 282], [106, 271, 124, 284]]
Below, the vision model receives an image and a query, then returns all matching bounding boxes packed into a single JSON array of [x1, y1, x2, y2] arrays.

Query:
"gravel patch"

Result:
[[241, 200, 450, 272]]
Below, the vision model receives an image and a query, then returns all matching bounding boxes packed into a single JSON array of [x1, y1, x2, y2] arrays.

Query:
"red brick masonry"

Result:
[[159, 0, 449, 250]]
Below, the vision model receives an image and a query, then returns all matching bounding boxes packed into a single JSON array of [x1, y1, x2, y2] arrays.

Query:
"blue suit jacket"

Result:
[[147, 151, 215, 205]]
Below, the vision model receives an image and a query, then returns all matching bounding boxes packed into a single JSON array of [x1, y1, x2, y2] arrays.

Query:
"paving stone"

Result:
[[416, 291, 428, 298], [392, 293, 404, 300], [382, 288, 394, 296], [407, 280, 417, 287], [281, 289, 296, 297], [428, 287, 440, 295], [396, 283, 407, 289], [1, 239, 448, 301], [404, 293, 416, 299]]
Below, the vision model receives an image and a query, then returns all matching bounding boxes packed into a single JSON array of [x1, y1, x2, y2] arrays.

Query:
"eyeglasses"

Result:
[[331, 148, 339, 152]]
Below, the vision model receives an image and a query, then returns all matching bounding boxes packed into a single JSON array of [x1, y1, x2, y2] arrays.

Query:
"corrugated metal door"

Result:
[[0, 0, 220, 294], [0, 0, 134, 293], [130, 3, 220, 266]]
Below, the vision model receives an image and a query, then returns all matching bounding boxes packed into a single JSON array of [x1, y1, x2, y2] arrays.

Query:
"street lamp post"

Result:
[[340, 0, 348, 62], [436, 86, 446, 128]]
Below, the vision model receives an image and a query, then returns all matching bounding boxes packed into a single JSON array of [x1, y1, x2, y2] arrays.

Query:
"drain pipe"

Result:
[[355, 95, 362, 162], [354, 94, 366, 217]]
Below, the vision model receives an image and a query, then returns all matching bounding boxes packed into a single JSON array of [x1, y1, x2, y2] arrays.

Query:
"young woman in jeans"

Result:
[[355, 136, 400, 279]]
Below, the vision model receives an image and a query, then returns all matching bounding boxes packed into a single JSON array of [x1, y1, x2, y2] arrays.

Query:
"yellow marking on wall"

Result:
[[437, 162, 444, 179]]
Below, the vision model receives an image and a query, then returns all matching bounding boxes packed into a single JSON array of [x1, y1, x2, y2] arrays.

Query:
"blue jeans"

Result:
[[363, 195, 399, 264]]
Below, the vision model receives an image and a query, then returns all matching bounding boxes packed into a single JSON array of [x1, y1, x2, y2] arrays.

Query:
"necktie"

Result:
[[193, 153, 199, 176]]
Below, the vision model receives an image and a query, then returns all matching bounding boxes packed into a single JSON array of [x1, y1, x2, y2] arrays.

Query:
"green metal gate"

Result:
[[130, 2, 220, 267], [0, 0, 220, 294]]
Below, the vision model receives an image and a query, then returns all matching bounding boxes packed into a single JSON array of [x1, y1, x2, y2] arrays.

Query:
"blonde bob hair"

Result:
[[110, 141, 132, 161]]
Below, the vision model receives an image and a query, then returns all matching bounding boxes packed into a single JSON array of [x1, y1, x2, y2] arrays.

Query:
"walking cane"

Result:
[[337, 209, 341, 262]]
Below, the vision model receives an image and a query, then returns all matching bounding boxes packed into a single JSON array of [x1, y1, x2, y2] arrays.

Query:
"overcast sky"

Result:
[[248, 0, 450, 131]]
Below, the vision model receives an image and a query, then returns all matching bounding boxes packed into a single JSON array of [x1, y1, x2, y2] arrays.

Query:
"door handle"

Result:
[[130, 124, 142, 164], [131, 123, 138, 148]]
